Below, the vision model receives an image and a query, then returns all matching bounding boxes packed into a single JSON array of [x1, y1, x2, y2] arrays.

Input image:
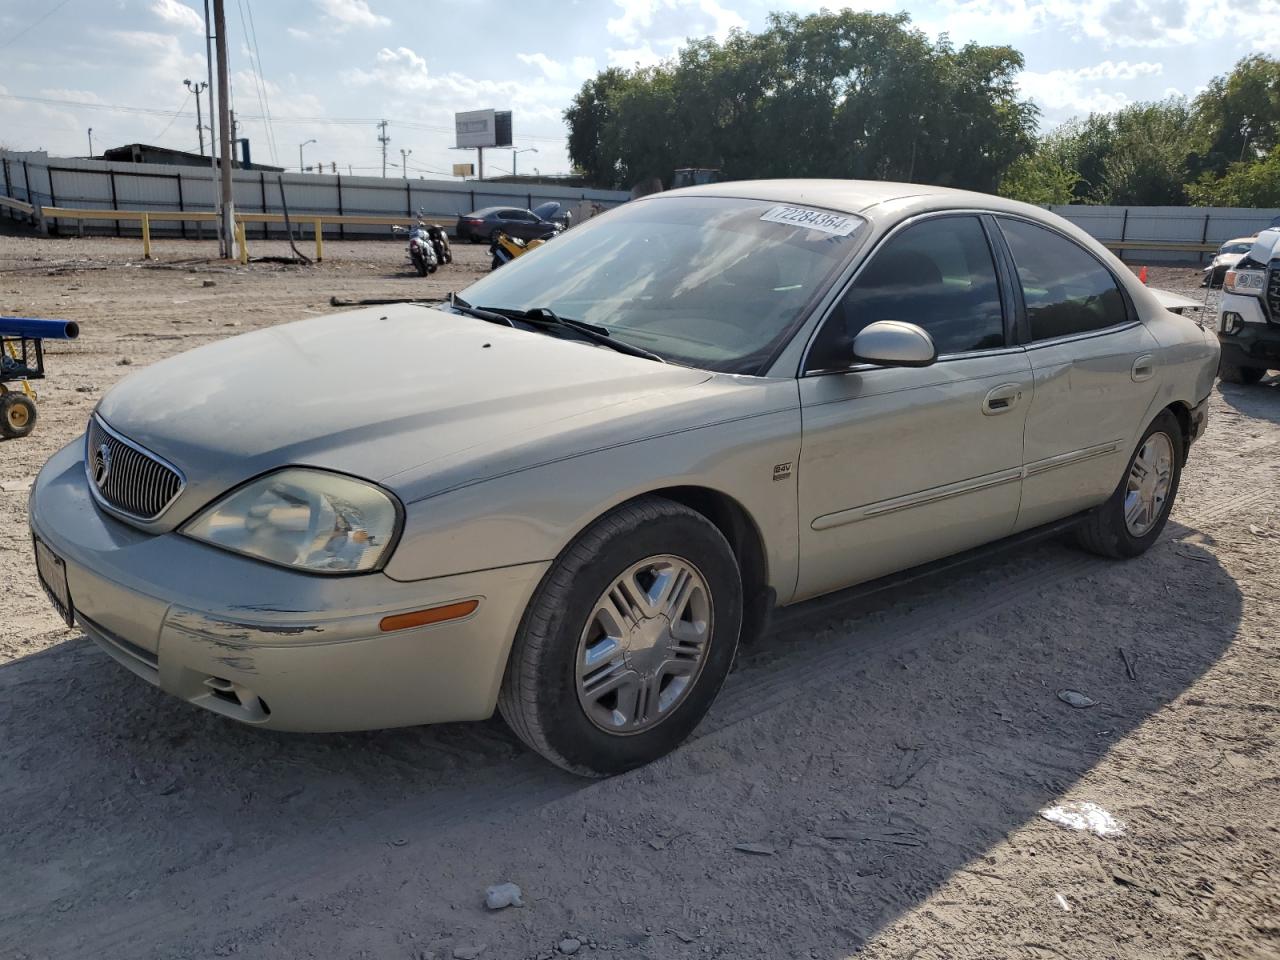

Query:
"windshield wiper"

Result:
[[447, 292, 515, 326], [478, 305, 666, 363]]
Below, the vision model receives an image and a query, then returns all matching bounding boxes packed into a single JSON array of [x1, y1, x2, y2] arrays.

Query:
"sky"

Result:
[[1, 0, 1277, 181]]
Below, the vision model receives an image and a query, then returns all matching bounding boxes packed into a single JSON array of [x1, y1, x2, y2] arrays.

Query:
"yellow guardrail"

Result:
[[0, 195, 35, 215], [35, 205, 455, 261], [1102, 240, 1218, 254]]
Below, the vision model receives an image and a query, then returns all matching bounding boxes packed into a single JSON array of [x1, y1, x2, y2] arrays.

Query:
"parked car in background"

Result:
[[1216, 227, 1280, 384], [1202, 237, 1256, 288], [456, 205, 563, 243], [30, 180, 1218, 777]]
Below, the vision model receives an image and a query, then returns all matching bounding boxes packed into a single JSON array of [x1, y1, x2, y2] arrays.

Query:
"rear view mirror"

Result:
[[852, 320, 937, 368]]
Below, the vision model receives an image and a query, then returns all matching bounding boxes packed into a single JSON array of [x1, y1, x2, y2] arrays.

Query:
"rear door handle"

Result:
[[982, 383, 1024, 416], [1131, 354, 1156, 382]]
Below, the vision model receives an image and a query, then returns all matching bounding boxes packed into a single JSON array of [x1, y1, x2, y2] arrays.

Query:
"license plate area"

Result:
[[33, 535, 74, 628]]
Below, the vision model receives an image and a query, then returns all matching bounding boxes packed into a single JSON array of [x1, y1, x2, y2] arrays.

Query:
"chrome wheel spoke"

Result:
[[575, 553, 714, 735], [1123, 432, 1175, 537]]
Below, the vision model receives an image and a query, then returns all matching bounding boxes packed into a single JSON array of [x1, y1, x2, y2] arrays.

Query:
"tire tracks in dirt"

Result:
[[20, 448, 1274, 958]]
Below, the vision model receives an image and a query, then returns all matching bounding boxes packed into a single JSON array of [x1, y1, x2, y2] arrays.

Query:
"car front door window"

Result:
[[807, 214, 1005, 370]]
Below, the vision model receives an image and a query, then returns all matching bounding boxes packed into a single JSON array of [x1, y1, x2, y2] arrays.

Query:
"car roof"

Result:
[[1222, 237, 1254, 245], [466, 206, 517, 217], [651, 178, 1058, 224]]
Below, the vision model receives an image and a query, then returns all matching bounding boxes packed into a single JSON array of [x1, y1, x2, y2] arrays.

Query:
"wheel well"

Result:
[[643, 486, 774, 642], [1163, 401, 1192, 462]]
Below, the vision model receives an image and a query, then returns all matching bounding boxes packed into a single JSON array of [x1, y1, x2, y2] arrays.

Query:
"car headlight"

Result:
[[183, 468, 401, 573], [1224, 268, 1267, 296]]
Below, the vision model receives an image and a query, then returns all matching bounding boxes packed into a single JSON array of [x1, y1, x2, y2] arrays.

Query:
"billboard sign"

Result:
[[452, 162, 475, 178], [455, 109, 513, 149]]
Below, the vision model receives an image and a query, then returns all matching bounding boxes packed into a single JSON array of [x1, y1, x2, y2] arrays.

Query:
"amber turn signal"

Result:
[[379, 599, 479, 632]]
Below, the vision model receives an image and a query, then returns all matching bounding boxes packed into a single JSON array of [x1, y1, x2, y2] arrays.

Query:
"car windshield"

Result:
[[455, 195, 866, 374], [1221, 242, 1251, 254]]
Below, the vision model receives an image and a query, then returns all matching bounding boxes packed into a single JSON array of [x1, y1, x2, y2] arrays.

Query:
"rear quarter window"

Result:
[[998, 218, 1129, 341]]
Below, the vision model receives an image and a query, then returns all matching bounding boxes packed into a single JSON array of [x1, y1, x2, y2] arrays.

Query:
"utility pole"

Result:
[[299, 138, 316, 173], [202, 0, 221, 254], [185, 79, 208, 155], [377, 120, 390, 177], [513, 146, 536, 177], [212, 0, 236, 259], [400, 148, 411, 178], [87, 128, 93, 157]]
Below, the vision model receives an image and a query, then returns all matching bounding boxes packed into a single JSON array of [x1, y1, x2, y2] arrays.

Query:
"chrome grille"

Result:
[[1267, 266, 1280, 323], [85, 417, 185, 521]]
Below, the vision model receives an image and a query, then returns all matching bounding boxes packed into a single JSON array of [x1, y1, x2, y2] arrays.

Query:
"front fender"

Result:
[[383, 381, 803, 603]]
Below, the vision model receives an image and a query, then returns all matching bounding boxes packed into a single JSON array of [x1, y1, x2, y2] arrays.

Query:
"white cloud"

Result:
[[517, 53, 598, 82], [1019, 59, 1164, 118], [317, 0, 390, 29], [607, 0, 745, 44], [151, 0, 204, 34]]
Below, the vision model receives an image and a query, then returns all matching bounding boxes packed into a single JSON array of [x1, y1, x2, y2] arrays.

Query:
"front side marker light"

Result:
[[380, 599, 480, 632]]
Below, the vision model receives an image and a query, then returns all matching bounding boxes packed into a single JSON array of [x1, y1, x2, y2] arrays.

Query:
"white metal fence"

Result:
[[1049, 204, 1279, 262], [2, 151, 1277, 261], [0, 151, 630, 239]]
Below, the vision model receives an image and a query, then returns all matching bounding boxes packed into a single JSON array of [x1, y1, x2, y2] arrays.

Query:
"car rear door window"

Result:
[[997, 218, 1129, 341], [808, 214, 1005, 369]]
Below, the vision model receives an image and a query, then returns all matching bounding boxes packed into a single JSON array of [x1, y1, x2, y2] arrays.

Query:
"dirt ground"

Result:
[[1, 231, 1277, 960]]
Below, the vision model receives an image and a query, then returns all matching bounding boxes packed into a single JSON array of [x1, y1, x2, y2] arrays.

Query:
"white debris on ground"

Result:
[[1039, 801, 1126, 837], [483, 882, 524, 910]]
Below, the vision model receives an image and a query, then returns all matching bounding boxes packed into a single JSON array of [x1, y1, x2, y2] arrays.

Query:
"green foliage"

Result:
[[1186, 148, 1280, 206], [998, 151, 1081, 205], [1192, 55, 1280, 178], [564, 10, 1038, 191]]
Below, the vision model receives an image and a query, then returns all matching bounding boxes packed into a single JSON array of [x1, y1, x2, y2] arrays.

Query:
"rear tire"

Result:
[[1074, 410, 1183, 559], [499, 496, 743, 777], [0, 393, 37, 439], [412, 254, 429, 277], [1219, 358, 1266, 384]]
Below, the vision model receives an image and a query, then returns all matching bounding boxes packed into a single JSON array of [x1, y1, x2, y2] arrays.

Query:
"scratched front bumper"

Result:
[[29, 440, 549, 732]]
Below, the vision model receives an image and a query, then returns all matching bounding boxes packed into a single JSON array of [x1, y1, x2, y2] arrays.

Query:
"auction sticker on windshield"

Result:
[[759, 205, 860, 236]]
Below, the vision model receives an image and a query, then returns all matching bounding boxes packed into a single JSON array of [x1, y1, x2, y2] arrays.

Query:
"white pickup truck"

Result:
[[1217, 227, 1280, 384]]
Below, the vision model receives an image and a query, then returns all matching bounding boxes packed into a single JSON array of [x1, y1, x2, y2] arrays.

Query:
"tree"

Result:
[[563, 10, 1038, 191], [1193, 55, 1280, 178], [998, 151, 1081, 205], [1187, 148, 1280, 206]]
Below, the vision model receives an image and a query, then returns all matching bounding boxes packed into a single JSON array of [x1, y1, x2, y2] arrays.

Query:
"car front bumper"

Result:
[[29, 441, 549, 732], [1218, 322, 1280, 372]]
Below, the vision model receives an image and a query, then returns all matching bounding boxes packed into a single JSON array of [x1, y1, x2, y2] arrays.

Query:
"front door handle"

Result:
[[982, 383, 1024, 416], [1131, 354, 1156, 382]]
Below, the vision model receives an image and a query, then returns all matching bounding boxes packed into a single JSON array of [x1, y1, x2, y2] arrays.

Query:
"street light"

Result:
[[299, 138, 316, 173], [513, 146, 537, 177], [184, 79, 209, 154], [400, 148, 412, 179], [87, 127, 93, 157]]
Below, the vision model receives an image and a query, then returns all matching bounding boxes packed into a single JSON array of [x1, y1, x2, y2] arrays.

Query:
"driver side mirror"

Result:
[[851, 320, 937, 368]]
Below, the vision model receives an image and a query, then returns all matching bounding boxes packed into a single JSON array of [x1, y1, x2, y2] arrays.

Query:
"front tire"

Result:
[[1074, 410, 1183, 559], [499, 496, 743, 777], [1219, 358, 1266, 384]]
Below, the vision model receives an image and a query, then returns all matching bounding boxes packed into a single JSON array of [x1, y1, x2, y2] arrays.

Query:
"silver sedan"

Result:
[[29, 180, 1219, 775]]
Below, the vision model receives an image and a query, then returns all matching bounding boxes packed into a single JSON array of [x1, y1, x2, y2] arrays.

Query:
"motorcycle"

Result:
[[489, 225, 560, 270], [425, 224, 452, 265], [393, 220, 438, 276]]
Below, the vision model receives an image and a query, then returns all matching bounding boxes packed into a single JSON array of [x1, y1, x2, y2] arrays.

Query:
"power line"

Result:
[[0, 93, 570, 144], [236, 0, 279, 164], [0, 0, 76, 54], [151, 91, 193, 143]]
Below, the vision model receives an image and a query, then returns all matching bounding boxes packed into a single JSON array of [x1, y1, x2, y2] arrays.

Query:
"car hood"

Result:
[[96, 306, 712, 528], [1208, 252, 1244, 269]]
